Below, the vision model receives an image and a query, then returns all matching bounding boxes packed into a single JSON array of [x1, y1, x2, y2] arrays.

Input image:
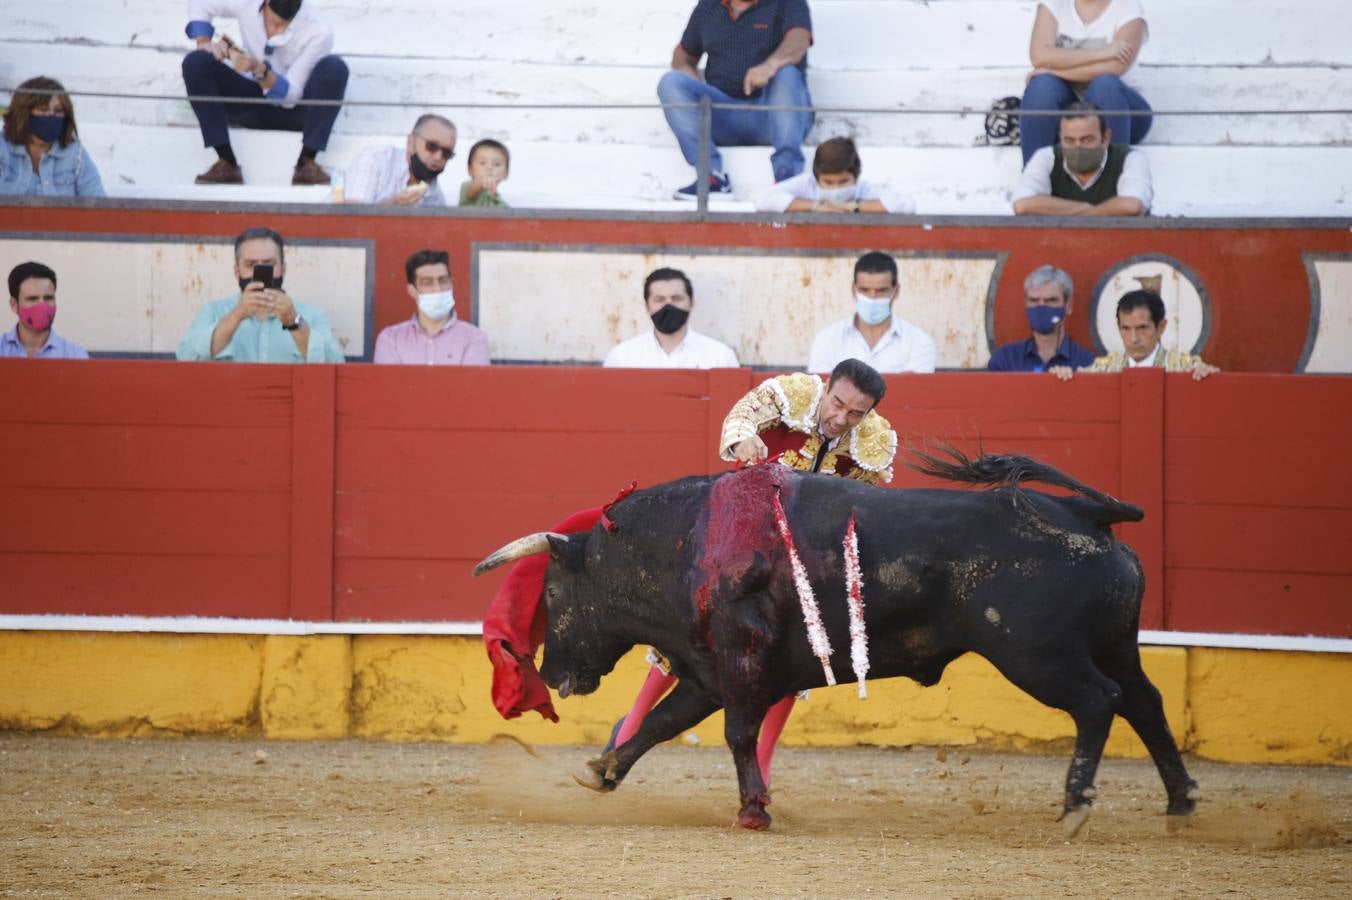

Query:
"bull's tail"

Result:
[[905, 444, 1144, 526]]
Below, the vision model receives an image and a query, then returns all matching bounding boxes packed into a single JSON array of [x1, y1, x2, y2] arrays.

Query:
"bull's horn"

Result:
[[473, 532, 569, 576]]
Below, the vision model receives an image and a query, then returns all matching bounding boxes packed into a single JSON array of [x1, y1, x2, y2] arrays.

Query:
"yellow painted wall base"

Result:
[[0, 632, 1347, 767]]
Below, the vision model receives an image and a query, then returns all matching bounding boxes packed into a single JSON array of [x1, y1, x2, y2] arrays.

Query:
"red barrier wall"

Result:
[[1, 360, 1347, 638], [9, 201, 1352, 372]]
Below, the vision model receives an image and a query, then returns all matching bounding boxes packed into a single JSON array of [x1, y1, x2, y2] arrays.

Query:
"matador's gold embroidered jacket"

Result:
[[1087, 348, 1211, 372], [718, 372, 897, 485]]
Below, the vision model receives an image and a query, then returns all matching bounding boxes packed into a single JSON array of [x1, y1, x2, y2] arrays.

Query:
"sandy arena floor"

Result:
[[0, 733, 1347, 898]]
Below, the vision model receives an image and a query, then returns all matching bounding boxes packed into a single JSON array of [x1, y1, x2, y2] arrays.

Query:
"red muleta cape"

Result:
[[481, 484, 636, 722]]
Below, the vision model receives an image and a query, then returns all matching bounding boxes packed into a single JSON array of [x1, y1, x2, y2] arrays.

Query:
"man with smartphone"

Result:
[[177, 226, 345, 363], [182, 0, 349, 186]]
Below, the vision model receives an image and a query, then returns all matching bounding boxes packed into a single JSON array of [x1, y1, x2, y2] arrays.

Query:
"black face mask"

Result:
[[239, 275, 283, 291], [409, 153, 441, 184], [650, 304, 690, 335]]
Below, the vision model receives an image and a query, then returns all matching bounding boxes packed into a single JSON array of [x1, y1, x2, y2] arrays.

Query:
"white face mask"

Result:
[[818, 185, 857, 204], [416, 289, 455, 321], [855, 292, 892, 326]]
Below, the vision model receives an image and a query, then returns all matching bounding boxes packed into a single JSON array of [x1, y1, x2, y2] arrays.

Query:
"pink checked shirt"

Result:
[[372, 316, 491, 365]]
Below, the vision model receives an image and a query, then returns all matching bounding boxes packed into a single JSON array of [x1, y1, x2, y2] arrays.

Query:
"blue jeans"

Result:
[[657, 68, 814, 182], [182, 49, 349, 151], [1019, 73, 1152, 166]]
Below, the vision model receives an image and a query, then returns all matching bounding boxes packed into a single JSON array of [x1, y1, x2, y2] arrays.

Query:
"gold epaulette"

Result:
[[847, 409, 898, 480], [765, 372, 824, 432]]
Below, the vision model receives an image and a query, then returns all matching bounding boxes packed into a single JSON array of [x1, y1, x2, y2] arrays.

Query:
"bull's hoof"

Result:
[[1060, 803, 1092, 839], [1167, 783, 1201, 816], [572, 758, 618, 793], [735, 805, 772, 831]]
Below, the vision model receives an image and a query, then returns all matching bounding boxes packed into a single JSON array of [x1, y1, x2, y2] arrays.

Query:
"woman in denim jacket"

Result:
[[1, 76, 106, 197]]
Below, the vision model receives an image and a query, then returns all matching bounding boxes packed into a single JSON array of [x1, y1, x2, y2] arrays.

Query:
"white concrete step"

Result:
[[73, 122, 1352, 217], [5, 40, 1348, 148], [8, 0, 1352, 69]]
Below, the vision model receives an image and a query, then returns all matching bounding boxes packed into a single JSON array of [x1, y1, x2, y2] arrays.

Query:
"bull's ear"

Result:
[[547, 534, 587, 572]]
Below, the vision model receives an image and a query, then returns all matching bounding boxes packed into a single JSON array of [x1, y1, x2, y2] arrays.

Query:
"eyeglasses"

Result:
[[415, 134, 455, 160]]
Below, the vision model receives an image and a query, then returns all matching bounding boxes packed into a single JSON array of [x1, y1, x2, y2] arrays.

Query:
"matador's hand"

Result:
[[733, 435, 769, 466]]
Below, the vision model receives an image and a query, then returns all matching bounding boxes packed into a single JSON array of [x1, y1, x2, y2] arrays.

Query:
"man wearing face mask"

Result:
[[807, 251, 937, 375], [182, 0, 349, 186], [1011, 101, 1152, 217], [988, 265, 1096, 372], [344, 115, 457, 207], [373, 250, 490, 365], [177, 226, 345, 363], [2, 262, 89, 359], [603, 267, 740, 369]]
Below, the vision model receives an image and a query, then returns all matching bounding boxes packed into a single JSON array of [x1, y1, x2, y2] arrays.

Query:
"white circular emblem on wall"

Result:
[[1089, 254, 1211, 356]]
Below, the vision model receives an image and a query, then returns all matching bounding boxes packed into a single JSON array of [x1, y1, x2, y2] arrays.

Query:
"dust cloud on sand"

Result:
[[1, 734, 1347, 897]]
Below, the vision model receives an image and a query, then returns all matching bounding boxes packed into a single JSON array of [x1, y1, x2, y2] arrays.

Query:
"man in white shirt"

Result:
[[183, 0, 349, 186], [1012, 102, 1152, 217], [603, 268, 740, 369], [344, 115, 456, 206], [756, 137, 915, 215], [806, 252, 937, 374]]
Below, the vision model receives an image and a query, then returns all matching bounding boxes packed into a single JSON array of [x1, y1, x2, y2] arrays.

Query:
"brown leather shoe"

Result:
[[194, 159, 244, 185], [292, 159, 331, 186]]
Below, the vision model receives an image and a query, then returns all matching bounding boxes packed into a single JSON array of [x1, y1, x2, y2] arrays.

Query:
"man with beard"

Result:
[[1011, 101, 1151, 216], [177, 226, 345, 363], [344, 114, 457, 206], [603, 267, 739, 368]]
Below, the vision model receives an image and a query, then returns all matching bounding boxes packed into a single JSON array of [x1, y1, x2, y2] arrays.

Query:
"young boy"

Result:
[[459, 139, 510, 208], [755, 136, 914, 214]]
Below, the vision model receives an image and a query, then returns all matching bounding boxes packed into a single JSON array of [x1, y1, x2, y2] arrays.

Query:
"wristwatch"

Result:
[[282, 314, 304, 332]]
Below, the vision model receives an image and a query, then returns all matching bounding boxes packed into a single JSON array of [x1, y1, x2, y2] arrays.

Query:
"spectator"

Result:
[[756, 137, 914, 214], [3, 262, 89, 359], [807, 251, 937, 374], [177, 226, 344, 363], [1020, 0, 1150, 165], [1052, 289, 1219, 381], [460, 139, 510, 208], [182, 0, 349, 185], [373, 250, 490, 365], [345, 114, 456, 206], [988, 265, 1096, 372], [0, 77, 105, 197], [658, 0, 814, 198], [603, 267, 739, 369], [1011, 102, 1151, 216]]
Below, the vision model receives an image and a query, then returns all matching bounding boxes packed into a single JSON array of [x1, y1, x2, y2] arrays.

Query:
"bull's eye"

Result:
[[545, 585, 559, 602]]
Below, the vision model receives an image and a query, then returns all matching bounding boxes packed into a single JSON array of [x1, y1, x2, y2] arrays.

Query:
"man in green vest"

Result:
[[1011, 101, 1151, 217]]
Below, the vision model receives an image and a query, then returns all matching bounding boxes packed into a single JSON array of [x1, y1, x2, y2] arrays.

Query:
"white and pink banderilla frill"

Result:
[[771, 495, 871, 697]]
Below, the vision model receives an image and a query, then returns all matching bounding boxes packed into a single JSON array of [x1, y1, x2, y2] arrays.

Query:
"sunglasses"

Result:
[[415, 134, 455, 160]]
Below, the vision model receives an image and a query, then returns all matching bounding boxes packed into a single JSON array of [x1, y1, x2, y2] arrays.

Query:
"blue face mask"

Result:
[[30, 114, 66, 144], [1026, 304, 1065, 335], [855, 292, 892, 326]]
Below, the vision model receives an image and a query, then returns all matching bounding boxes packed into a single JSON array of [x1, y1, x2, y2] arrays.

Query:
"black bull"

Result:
[[474, 451, 1199, 833]]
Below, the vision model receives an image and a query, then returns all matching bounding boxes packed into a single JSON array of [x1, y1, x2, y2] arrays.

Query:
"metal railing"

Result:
[[4, 84, 1349, 213]]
